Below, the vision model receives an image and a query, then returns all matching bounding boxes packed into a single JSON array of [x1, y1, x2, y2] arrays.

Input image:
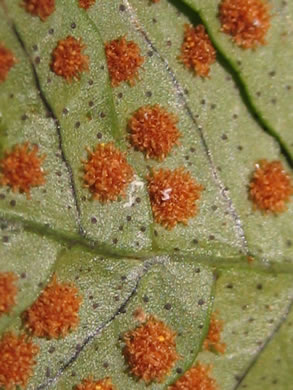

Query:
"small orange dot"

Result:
[[203, 312, 226, 354], [83, 142, 134, 202], [0, 332, 39, 390], [78, 0, 96, 9], [0, 43, 16, 83], [219, 0, 271, 49], [128, 105, 181, 160], [0, 272, 18, 316], [105, 36, 144, 87], [51, 36, 89, 82], [23, 0, 55, 21], [24, 274, 82, 339], [75, 377, 116, 390], [124, 316, 179, 383], [169, 363, 217, 390], [0, 142, 46, 198], [180, 24, 216, 77], [148, 168, 203, 229], [249, 160, 293, 212]]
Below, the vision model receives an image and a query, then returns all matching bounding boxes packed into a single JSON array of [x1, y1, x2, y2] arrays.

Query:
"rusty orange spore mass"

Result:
[[148, 168, 203, 229], [0, 142, 46, 198], [180, 24, 216, 77], [204, 313, 226, 354], [124, 316, 179, 383], [75, 377, 116, 390], [0, 272, 18, 317], [250, 160, 293, 212], [105, 37, 144, 87], [78, 0, 96, 9], [0, 332, 39, 390], [0, 44, 16, 83], [25, 275, 82, 339], [83, 142, 134, 202], [129, 105, 180, 160], [23, 0, 55, 20], [219, 0, 270, 49], [169, 363, 217, 390], [51, 36, 89, 81]]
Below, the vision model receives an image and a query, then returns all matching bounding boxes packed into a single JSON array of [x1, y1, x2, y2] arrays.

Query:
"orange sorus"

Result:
[[180, 24, 216, 77], [129, 105, 180, 160], [250, 160, 293, 213], [0, 43, 16, 83], [51, 36, 89, 81], [148, 168, 203, 229], [0, 332, 39, 390], [24, 274, 82, 339], [169, 363, 217, 390], [78, 0, 96, 9], [23, 0, 55, 21], [105, 36, 144, 87], [0, 142, 46, 198], [203, 312, 226, 354], [219, 0, 270, 49], [75, 377, 116, 390], [124, 316, 179, 383], [83, 142, 134, 202], [0, 272, 18, 316]]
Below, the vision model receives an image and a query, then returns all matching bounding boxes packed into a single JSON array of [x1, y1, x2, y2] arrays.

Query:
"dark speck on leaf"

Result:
[[198, 298, 204, 305], [164, 303, 171, 310]]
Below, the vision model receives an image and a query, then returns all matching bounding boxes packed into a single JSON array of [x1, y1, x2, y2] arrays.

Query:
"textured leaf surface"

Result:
[[193, 267, 293, 389], [178, 0, 293, 161]]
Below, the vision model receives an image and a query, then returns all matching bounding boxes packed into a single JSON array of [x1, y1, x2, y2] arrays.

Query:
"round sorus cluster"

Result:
[[124, 316, 179, 383], [75, 377, 116, 390], [0, 332, 39, 390], [23, 0, 55, 21], [105, 37, 144, 87], [219, 0, 271, 49], [249, 160, 293, 213], [78, 0, 96, 9], [0, 43, 16, 83], [203, 312, 226, 354], [180, 24, 216, 77], [169, 363, 217, 390], [0, 272, 18, 316], [148, 168, 203, 229], [128, 105, 181, 160], [83, 142, 134, 202], [51, 36, 89, 81], [24, 275, 82, 339], [0, 142, 46, 198]]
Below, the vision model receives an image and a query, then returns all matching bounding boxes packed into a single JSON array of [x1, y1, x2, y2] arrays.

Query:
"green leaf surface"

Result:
[[239, 304, 293, 390], [0, 0, 293, 389], [49, 259, 215, 390], [178, 0, 293, 161], [193, 267, 293, 389]]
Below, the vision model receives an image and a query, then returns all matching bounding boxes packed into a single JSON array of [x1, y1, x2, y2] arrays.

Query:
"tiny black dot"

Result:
[[48, 28, 54, 34], [176, 368, 183, 374], [119, 4, 125, 11], [63, 108, 68, 114], [89, 101, 94, 107], [100, 65, 105, 70], [233, 114, 238, 119], [286, 85, 291, 90], [9, 93, 14, 99], [100, 112, 106, 118], [195, 268, 201, 273], [71, 371, 76, 377], [20, 272, 26, 279], [211, 103, 216, 110], [0, 194, 5, 200], [140, 226, 146, 232], [152, 18, 157, 23], [166, 40, 172, 47], [164, 303, 171, 310], [257, 283, 263, 290], [287, 240, 292, 247], [119, 225, 124, 231], [146, 91, 152, 98], [221, 134, 228, 141], [91, 217, 97, 224], [147, 51, 153, 57], [237, 145, 243, 151], [71, 22, 76, 29], [35, 56, 40, 65], [33, 44, 38, 51], [211, 205, 217, 211], [121, 275, 127, 281], [114, 295, 119, 301], [21, 114, 28, 121], [126, 215, 132, 222], [198, 298, 204, 306], [118, 92, 123, 99], [103, 362, 109, 368], [88, 79, 93, 86], [198, 324, 203, 329], [184, 89, 189, 95], [237, 60, 242, 66], [48, 346, 55, 354], [256, 91, 261, 97], [209, 234, 215, 240], [93, 303, 99, 309], [10, 200, 16, 207], [201, 99, 206, 105], [190, 147, 195, 153], [269, 71, 276, 77], [97, 132, 102, 139], [75, 121, 80, 129], [47, 78, 51, 83], [192, 238, 198, 245], [226, 283, 233, 289], [143, 295, 149, 303], [113, 238, 118, 244], [154, 230, 158, 236]]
